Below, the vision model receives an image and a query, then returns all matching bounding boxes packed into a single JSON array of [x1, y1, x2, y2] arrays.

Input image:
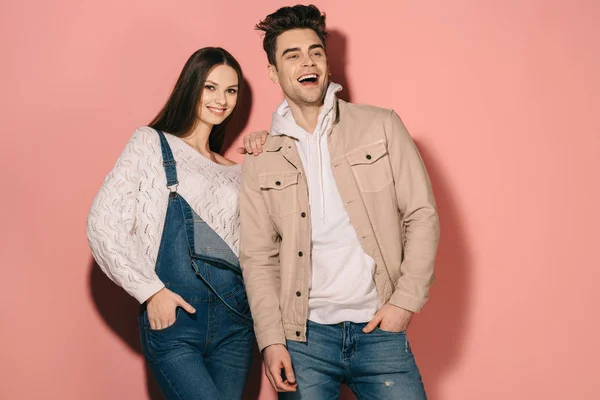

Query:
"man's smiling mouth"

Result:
[[297, 73, 319, 83]]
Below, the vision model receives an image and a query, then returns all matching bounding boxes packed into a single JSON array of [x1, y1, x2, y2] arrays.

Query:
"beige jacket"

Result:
[[239, 99, 440, 351]]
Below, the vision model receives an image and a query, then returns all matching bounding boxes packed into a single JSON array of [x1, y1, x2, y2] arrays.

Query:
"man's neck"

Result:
[[287, 101, 323, 134]]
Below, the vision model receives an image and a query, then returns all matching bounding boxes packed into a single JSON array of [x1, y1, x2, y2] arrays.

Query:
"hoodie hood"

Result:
[[270, 82, 342, 139]]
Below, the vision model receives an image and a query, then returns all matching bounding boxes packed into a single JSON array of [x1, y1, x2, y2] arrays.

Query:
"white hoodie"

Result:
[[270, 83, 380, 324]]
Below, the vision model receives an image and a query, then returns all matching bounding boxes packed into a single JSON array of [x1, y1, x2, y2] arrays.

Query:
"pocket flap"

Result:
[[258, 172, 299, 190], [346, 141, 388, 166]]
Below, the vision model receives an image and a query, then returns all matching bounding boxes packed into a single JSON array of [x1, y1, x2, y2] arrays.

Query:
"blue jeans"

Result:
[[139, 288, 254, 399], [138, 282, 254, 400], [137, 130, 254, 400], [281, 320, 426, 400]]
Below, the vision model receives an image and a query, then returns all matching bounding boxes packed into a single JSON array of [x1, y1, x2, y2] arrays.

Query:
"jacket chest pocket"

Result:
[[258, 172, 299, 216], [345, 141, 393, 193]]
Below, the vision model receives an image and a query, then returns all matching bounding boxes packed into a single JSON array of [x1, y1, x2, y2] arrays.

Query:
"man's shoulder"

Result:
[[339, 100, 392, 122], [336, 100, 394, 129]]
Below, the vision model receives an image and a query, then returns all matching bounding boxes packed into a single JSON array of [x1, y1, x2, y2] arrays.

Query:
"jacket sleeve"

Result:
[[86, 128, 165, 303], [385, 110, 440, 312], [239, 156, 286, 351]]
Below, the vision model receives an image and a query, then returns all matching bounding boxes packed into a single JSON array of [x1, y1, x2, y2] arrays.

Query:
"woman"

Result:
[[87, 47, 262, 399]]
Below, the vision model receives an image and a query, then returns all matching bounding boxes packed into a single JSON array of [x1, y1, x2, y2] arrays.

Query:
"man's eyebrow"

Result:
[[281, 47, 301, 57], [281, 44, 325, 58]]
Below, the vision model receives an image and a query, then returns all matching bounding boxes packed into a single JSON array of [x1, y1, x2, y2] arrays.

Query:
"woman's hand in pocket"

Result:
[[146, 288, 196, 330]]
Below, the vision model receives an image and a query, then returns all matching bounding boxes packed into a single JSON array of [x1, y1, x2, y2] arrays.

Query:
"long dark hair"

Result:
[[149, 47, 243, 154]]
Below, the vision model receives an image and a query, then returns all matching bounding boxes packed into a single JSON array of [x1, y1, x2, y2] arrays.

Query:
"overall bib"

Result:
[[138, 130, 254, 400]]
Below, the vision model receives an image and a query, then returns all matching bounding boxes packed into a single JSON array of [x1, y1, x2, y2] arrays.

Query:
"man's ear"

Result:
[[268, 64, 278, 84]]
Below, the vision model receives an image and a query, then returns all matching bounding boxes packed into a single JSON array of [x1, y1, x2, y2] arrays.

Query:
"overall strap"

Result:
[[156, 129, 178, 192]]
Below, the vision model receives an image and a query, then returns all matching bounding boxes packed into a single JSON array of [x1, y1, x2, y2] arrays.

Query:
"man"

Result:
[[239, 4, 440, 399]]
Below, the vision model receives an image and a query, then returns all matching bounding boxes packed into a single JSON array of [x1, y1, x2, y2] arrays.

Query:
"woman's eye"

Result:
[[205, 85, 215, 90], [227, 89, 238, 94]]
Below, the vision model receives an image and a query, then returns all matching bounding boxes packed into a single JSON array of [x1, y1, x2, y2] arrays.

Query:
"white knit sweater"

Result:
[[86, 126, 241, 303]]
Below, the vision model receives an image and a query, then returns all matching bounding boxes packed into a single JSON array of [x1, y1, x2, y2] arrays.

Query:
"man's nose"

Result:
[[301, 53, 316, 67]]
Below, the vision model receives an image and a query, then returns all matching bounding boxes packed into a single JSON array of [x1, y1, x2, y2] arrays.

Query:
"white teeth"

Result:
[[298, 74, 318, 82]]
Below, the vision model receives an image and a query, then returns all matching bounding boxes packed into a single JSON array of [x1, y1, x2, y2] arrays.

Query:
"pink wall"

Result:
[[2, 0, 599, 398]]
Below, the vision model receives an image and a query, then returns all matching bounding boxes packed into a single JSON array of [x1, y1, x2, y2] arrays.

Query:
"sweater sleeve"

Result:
[[86, 127, 166, 303]]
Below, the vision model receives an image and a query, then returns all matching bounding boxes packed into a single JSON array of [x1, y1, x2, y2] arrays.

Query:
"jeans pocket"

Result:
[[142, 307, 182, 333], [141, 307, 186, 361], [232, 289, 251, 316], [223, 288, 253, 326], [374, 327, 407, 334], [373, 328, 413, 354]]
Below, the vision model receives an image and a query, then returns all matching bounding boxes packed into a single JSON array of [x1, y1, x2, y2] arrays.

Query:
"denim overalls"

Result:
[[138, 130, 254, 400]]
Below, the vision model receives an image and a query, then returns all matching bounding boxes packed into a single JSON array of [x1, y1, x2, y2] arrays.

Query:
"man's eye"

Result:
[[288, 54, 298, 59], [313, 52, 323, 57]]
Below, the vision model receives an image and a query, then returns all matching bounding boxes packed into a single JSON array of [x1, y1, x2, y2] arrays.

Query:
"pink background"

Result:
[[1, 0, 599, 399]]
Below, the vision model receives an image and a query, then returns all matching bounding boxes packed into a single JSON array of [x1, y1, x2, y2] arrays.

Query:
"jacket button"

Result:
[[301, 212, 306, 218], [298, 251, 303, 257], [275, 181, 281, 186], [366, 154, 372, 160], [296, 291, 301, 297], [296, 331, 301, 337]]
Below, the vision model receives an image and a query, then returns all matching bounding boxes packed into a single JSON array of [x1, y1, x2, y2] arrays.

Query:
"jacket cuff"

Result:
[[388, 290, 427, 313], [256, 329, 287, 352]]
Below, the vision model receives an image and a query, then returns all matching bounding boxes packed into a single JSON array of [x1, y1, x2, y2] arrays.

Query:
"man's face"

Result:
[[270, 28, 329, 107]]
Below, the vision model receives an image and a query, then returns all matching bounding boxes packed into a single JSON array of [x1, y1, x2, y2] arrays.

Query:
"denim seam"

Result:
[[155, 363, 185, 400]]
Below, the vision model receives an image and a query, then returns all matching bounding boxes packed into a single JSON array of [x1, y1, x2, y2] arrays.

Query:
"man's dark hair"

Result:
[[255, 4, 328, 66]]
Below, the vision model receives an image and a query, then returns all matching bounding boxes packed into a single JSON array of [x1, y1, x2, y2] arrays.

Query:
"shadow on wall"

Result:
[[88, 78, 261, 399], [328, 29, 352, 103], [222, 77, 253, 154], [89, 261, 163, 399], [406, 139, 471, 399]]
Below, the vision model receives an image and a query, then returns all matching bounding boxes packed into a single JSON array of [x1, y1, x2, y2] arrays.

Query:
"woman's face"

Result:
[[197, 64, 239, 126]]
